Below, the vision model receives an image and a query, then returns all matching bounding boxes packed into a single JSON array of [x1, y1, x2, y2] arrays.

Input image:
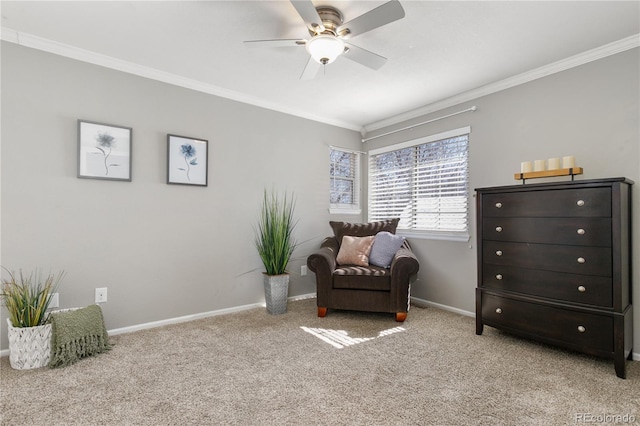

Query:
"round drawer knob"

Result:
[[577, 228, 585, 235], [496, 250, 503, 256], [577, 325, 586, 333], [577, 285, 586, 292], [496, 274, 503, 280], [577, 200, 585, 207], [495, 226, 503, 233], [495, 202, 502, 209], [495, 308, 502, 314], [577, 257, 586, 264]]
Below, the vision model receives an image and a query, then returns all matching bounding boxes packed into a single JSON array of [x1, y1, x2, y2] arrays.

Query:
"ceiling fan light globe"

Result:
[[306, 35, 345, 65]]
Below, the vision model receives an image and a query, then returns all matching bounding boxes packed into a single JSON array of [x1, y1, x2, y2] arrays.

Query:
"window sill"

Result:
[[396, 230, 470, 242], [329, 208, 362, 215]]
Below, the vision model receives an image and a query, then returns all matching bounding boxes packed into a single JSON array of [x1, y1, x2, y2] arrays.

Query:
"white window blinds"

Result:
[[330, 148, 361, 213], [368, 127, 470, 238]]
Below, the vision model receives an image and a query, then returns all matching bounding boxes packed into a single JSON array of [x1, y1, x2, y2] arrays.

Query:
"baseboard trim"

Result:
[[107, 302, 263, 336], [3, 293, 637, 362], [410, 296, 640, 362], [107, 293, 316, 336], [0, 293, 317, 358], [410, 296, 475, 318]]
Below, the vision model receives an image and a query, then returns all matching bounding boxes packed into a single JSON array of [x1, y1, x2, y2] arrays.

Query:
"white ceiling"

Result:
[[2, 1, 639, 133]]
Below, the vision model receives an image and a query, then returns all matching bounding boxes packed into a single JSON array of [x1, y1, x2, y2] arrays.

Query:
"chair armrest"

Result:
[[389, 241, 420, 312], [307, 237, 339, 308], [390, 242, 419, 273], [307, 237, 338, 274], [390, 242, 419, 281]]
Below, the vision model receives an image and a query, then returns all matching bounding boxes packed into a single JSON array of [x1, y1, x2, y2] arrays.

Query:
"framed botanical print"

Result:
[[78, 120, 132, 181], [167, 134, 208, 186]]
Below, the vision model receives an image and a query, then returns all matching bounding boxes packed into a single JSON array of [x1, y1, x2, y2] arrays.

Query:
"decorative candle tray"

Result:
[[514, 167, 583, 183]]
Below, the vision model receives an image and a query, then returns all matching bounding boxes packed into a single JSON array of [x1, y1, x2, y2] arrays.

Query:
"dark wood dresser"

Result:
[[475, 178, 633, 378]]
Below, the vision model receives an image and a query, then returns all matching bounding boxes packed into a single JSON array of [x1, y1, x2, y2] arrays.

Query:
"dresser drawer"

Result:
[[483, 241, 611, 276], [483, 217, 611, 246], [481, 293, 613, 352], [482, 187, 611, 218], [482, 264, 612, 307]]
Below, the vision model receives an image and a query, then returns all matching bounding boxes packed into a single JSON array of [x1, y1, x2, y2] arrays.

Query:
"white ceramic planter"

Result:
[[6, 318, 52, 369]]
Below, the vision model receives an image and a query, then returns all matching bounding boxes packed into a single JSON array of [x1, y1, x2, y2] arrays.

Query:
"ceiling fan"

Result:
[[244, 0, 405, 79]]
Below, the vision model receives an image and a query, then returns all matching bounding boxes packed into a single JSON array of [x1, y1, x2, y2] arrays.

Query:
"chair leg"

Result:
[[395, 312, 407, 322], [318, 307, 328, 318]]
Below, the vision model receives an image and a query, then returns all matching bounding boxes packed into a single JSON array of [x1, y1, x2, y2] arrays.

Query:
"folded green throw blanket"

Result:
[[49, 304, 111, 368]]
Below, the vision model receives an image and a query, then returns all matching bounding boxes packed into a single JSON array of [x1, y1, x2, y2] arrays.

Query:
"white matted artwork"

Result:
[[167, 134, 208, 186], [78, 120, 132, 181]]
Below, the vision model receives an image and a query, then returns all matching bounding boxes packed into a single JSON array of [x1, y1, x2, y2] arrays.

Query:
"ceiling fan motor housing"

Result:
[[305, 6, 349, 64], [310, 6, 345, 37]]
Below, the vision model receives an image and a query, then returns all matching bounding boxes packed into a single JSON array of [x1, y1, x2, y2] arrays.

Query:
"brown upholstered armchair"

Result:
[[307, 219, 419, 322]]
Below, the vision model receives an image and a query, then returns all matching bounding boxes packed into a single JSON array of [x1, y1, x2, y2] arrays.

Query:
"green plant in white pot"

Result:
[[1, 268, 65, 369], [255, 189, 297, 315]]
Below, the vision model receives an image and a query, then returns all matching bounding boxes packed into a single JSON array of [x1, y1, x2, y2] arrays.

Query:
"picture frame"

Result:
[[78, 120, 132, 181], [167, 134, 208, 186]]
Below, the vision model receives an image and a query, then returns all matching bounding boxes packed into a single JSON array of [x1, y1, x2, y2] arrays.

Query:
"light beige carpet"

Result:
[[1, 298, 638, 425]]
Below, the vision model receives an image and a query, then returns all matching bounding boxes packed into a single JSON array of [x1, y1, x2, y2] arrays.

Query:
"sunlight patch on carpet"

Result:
[[300, 326, 405, 349]]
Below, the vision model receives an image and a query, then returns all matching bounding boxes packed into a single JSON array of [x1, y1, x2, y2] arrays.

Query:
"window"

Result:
[[330, 147, 361, 214], [368, 127, 470, 241]]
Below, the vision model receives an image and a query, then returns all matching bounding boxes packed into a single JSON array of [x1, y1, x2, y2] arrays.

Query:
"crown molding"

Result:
[[3, 28, 637, 136], [1, 27, 362, 132], [362, 34, 640, 135]]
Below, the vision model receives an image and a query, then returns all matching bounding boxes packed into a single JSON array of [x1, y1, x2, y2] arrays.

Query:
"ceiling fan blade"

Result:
[[337, 0, 405, 39], [343, 43, 387, 70], [290, 0, 325, 34], [300, 56, 322, 80], [244, 39, 306, 48]]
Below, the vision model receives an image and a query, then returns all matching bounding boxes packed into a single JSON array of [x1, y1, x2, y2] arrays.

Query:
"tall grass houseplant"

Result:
[[255, 189, 297, 314], [1, 268, 64, 369]]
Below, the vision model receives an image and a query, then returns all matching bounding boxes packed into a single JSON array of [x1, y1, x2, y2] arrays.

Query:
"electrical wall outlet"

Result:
[[50, 293, 59, 308], [95, 287, 108, 303], [301, 265, 308, 276]]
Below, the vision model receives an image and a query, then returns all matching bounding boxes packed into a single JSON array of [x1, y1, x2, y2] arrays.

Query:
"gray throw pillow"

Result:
[[369, 231, 405, 268]]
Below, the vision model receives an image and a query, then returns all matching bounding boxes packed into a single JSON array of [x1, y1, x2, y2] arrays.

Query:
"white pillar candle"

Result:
[[533, 160, 546, 172], [562, 156, 576, 168], [520, 161, 533, 173], [547, 157, 561, 170]]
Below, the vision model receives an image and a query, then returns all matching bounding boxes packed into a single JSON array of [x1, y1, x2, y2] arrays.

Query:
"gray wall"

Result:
[[0, 42, 363, 350], [2, 41, 638, 357], [365, 48, 640, 352]]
